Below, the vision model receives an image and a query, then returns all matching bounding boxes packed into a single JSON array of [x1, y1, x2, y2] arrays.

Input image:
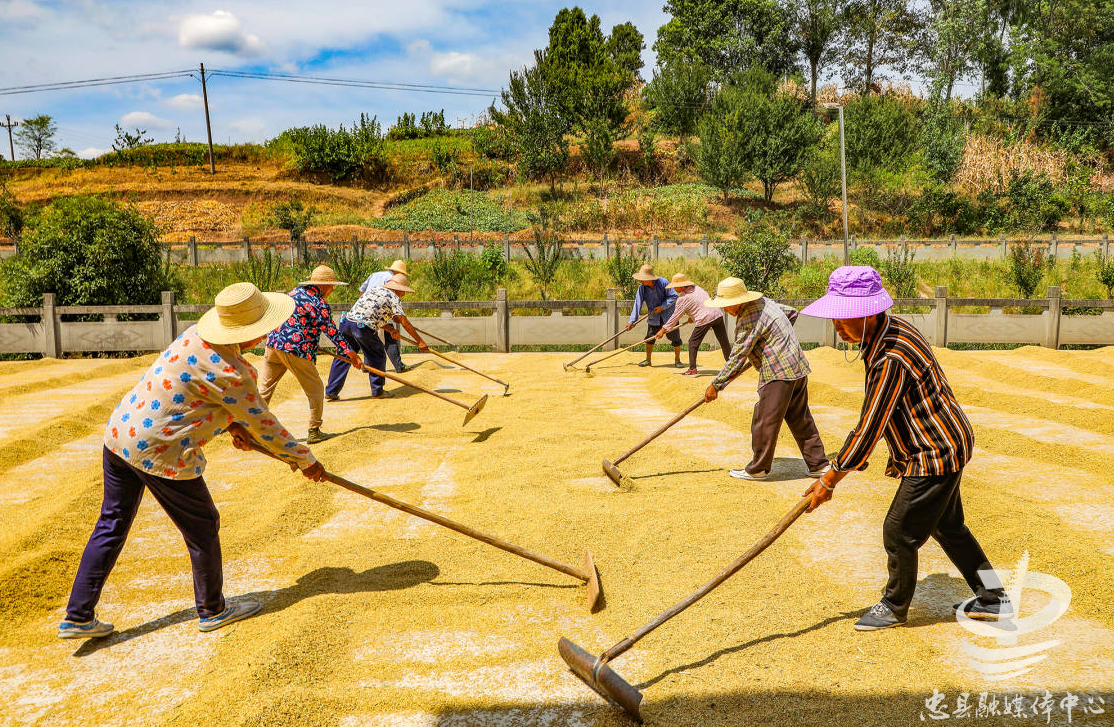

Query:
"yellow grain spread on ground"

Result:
[[0, 346, 1111, 727]]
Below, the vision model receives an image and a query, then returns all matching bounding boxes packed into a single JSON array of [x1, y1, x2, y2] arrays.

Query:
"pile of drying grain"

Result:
[[0, 347, 1111, 726]]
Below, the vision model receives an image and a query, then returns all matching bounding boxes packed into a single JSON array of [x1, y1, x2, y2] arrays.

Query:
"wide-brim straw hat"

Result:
[[383, 273, 414, 294], [197, 282, 295, 345], [299, 264, 348, 287], [389, 259, 409, 275], [632, 263, 657, 282], [801, 265, 894, 319], [665, 272, 695, 290], [704, 277, 763, 308]]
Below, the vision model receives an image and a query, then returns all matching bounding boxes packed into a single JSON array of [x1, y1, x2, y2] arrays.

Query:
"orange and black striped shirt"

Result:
[[833, 314, 974, 477]]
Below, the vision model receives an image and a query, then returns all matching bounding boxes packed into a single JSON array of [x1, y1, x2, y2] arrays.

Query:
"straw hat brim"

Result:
[[384, 281, 415, 293], [665, 279, 694, 290], [704, 290, 763, 308], [389, 262, 408, 274], [196, 292, 295, 345], [298, 278, 348, 287], [632, 273, 658, 282]]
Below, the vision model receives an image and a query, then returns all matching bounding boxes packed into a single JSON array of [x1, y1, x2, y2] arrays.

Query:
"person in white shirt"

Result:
[[359, 259, 410, 373]]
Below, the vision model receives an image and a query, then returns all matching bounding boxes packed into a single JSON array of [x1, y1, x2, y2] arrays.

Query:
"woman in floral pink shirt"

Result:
[[656, 272, 733, 376], [59, 283, 327, 641]]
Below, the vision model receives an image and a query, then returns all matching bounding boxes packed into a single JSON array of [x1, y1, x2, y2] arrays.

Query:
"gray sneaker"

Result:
[[954, 597, 1014, 621], [58, 617, 114, 639], [854, 601, 906, 631], [199, 600, 262, 632]]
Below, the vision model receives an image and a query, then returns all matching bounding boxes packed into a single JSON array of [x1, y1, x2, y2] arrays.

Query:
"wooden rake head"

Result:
[[558, 638, 644, 722]]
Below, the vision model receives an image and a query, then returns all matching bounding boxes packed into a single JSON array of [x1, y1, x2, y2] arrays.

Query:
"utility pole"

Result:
[[824, 102, 850, 265], [2, 115, 17, 161], [200, 63, 215, 174]]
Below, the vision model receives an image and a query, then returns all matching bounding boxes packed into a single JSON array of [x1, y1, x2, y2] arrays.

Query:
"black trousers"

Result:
[[881, 470, 1005, 619], [383, 328, 405, 372], [688, 318, 732, 369], [67, 447, 225, 621], [747, 377, 828, 475]]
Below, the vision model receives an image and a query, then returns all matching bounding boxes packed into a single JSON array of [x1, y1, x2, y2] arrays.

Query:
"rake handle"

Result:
[[412, 325, 458, 350], [599, 495, 811, 664], [321, 349, 471, 411], [564, 312, 650, 369], [584, 321, 688, 370], [394, 332, 510, 390], [244, 439, 590, 583], [613, 396, 705, 467]]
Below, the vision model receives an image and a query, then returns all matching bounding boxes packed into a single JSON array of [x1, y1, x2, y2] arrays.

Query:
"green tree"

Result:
[[799, 139, 842, 218], [14, 114, 57, 159], [490, 50, 570, 193], [920, 102, 966, 183], [582, 115, 614, 191], [654, 0, 797, 80], [543, 8, 644, 134], [269, 199, 316, 241], [642, 59, 712, 146], [732, 72, 823, 201], [112, 124, 153, 151], [0, 196, 176, 308], [841, 0, 923, 92], [843, 93, 919, 177], [924, 0, 990, 100], [791, 0, 848, 102], [697, 88, 748, 201], [714, 229, 798, 296]]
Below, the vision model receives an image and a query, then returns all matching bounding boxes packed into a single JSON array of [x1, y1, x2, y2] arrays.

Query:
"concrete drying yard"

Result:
[[1, 346, 1112, 726]]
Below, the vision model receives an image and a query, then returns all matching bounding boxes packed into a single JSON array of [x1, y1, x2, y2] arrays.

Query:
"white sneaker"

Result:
[[728, 469, 768, 480], [807, 464, 831, 477]]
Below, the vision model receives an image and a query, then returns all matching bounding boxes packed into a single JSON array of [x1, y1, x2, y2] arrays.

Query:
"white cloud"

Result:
[[177, 10, 264, 56], [227, 116, 268, 140], [78, 147, 110, 159], [120, 111, 171, 129], [166, 93, 204, 111], [407, 37, 522, 87]]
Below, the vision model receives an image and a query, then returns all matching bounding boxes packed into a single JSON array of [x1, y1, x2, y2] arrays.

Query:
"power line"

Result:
[[0, 70, 196, 96], [207, 69, 499, 98]]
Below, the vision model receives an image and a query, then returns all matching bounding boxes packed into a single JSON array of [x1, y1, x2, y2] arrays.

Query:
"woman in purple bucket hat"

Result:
[[799, 266, 1008, 631]]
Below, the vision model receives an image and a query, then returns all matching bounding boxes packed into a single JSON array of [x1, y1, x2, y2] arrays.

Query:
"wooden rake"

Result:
[[242, 439, 604, 613], [393, 331, 511, 396], [582, 321, 690, 373], [563, 313, 650, 371]]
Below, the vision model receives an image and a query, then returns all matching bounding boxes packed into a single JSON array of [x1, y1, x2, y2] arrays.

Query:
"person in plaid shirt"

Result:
[[259, 265, 361, 444], [703, 277, 829, 481]]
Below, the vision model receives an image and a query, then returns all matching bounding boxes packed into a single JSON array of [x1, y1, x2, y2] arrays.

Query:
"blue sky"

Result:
[[0, 0, 669, 158]]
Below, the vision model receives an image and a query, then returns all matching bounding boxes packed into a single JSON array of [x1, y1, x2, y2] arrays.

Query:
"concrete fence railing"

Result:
[[2, 287, 1111, 357], [1, 234, 1110, 265]]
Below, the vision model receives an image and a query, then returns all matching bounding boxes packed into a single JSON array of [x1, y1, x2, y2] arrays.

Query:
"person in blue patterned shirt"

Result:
[[259, 265, 361, 444], [326, 273, 429, 400]]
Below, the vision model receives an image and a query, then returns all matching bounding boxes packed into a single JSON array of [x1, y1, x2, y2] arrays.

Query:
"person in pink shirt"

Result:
[[655, 272, 733, 376]]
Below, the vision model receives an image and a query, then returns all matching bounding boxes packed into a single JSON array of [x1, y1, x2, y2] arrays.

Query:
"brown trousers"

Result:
[[746, 376, 828, 475], [258, 347, 325, 430]]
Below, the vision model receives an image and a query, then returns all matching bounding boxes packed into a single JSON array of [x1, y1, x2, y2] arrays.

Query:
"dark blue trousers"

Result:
[[383, 328, 405, 372], [66, 447, 225, 621], [326, 318, 386, 396]]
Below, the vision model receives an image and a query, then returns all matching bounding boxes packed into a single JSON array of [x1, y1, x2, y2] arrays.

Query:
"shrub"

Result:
[[1098, 257, 1114, 299], [270, 199, 316, 243], [231, 247, 285, 294], [470, 124, 514, 161], [907, 185, 979, 236], [715, 229, 798, 297], [424, 247, 495, 301], [849, 247, 882, 268], [799, 144, 841, 220], [1005, 241, 1047, 299], [480, 241, 508, 281], [0, 183, 23, 239], [277, 113, 389, 183], [0, 196, 177, 308], [374, 189, 528, 233], [431, 140, 461, 176], [1004, 171, 1068, 232], [880, 246, 918, 299], [327, 243, 381, 302], [844, 94, 919, 178], [606, 243, 645, 299], [920, 104, 966, 184], [521, 209, 569, 300]]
